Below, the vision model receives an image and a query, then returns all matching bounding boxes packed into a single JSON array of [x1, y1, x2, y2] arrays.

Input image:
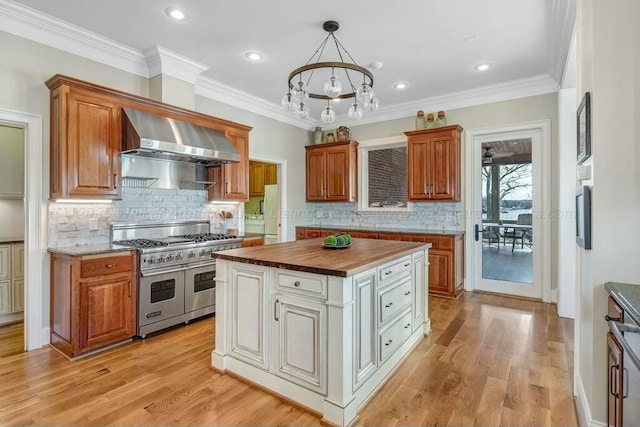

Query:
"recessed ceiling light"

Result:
[[165, 7, 188, 21], [244, 51, 264, 62], [474, 63, 491, 71], [369, 62, 384, 70], [393, 82, 407, 90], [464, 35, 480, 42]]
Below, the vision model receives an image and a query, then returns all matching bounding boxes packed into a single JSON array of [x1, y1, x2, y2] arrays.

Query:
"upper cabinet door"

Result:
[[429, 135, 456, 200], [52, 86, 122, 199], [306, 149, 326, 201], [407, 135, 430, 200], [221, 129, 250, 201], [325, 145, 351, 201], [249, 161, 266, 197], [305, 141, 357, 202], [265, 163, 278, 185]]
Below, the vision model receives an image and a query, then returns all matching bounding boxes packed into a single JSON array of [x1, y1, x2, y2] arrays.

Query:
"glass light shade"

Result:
[[321, 105, 336, 123], [280, 93, 293, 110], [292, 81, 309, 102], [368, 96, 380, 112], [356, 83, 373, 104], [294, 102, 309, 119], [348, 103, 363, 120], [323, 75, 342, 98]]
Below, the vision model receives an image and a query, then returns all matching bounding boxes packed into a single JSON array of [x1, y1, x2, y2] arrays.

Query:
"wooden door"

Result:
[[427, 250, 451, 295], [306, 148, 326, 201], [607, 332, 623, 427], [249, 162, 265, 196], [430, 134, 457, 200], [230, 265, 269, 369], [265, 163, 278, 185], [66, 88, 121, 198], [274, 295, 326, 394], [407, 136, 430, 200], [221, 129, 249, 201], [325, 145, 350, 201], [79, 274, 134, 352]]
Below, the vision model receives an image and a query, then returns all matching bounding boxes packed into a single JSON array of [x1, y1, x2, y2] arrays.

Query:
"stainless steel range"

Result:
[[111, 220, 241, 338]]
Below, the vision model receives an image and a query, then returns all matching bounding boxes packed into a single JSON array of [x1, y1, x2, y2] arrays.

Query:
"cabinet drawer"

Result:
[[437, 237, 452, 249], [607, 296, 624, 322], [275, 270, 327, 300], [378, 279, 412, 324], [411, 235, 439, 249], [378, 255, 412, 286], [81, 253, 134, 278], [379, 310, 412, 362]]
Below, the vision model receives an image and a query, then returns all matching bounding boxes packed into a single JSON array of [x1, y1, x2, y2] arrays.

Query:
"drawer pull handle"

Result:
[[294, 281, 301, 287], [385, 339, 393, 346], [405, 324, 411, 329], [404, 263, 410, 267], [385, 271, 392, 276], [404, 291, 411, 296], [106, 264, 114, 268], [385, 302, 393, 308], [604, 314, 619, 322]]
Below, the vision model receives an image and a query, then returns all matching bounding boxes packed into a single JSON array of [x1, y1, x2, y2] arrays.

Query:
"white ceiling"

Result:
[[7, 0, 574, 126]]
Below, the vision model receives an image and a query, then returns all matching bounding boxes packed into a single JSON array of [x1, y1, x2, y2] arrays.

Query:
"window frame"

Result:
[[357, 135, 413, 212]]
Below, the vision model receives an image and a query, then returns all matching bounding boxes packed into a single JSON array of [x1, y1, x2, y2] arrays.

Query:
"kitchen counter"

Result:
[[299, 224, 464, 236], [605, 282, 640, 326], [0, 236, 24, 244], [48, 243, 133, 256], [214, 237, 430, 277]]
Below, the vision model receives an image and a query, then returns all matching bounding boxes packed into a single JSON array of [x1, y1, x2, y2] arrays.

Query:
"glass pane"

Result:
[[368, 147, 407, 207], [481, 139, 533, 284]]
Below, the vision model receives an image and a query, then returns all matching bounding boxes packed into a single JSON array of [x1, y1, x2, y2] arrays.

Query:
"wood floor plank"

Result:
[[0, 292, 577, 427]]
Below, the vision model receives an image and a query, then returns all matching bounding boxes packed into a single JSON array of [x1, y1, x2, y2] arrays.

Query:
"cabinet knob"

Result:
[[404, 291, 411, 296], [384, 271, 392, 276], [385, 302, 393, 308], [385, 339, 393, 346], [106, 264, 114, 268], [294, 281, 301, 287], [405, 324, 411, 329]]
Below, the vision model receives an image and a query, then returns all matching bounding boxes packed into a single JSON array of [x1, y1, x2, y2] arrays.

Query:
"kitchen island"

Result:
[[212, 238, 430, 426]]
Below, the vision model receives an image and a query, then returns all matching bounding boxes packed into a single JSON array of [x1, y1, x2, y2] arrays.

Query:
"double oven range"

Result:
[[111, 220, 241, 338]]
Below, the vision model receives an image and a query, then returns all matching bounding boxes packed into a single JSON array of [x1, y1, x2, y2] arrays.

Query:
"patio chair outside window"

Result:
[[501, 213, 532, 251]]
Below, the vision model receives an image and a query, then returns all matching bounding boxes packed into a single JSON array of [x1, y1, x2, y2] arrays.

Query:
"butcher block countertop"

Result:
[[214, 237, 431, 277]]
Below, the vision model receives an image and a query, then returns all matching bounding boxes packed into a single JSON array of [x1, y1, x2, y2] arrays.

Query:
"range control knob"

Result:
[[147, 258, 155, 264], [157, 256, 165, 263], [166, 254, 174, 262], [188, 251, 196, 258], [175, 253, 183, 260]]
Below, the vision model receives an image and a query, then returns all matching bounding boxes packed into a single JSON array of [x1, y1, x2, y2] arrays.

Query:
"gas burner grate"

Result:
[[113, 239, 168, 249], [176, 233, 237, 243]]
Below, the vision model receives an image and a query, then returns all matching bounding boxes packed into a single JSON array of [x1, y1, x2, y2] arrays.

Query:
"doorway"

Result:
[[247, 154, 287, 244], [466, 121, 551, 301]]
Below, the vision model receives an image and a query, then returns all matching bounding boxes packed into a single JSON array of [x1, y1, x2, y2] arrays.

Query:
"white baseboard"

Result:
[[575, 374, 607, 427], [40, 326, 50, 347]]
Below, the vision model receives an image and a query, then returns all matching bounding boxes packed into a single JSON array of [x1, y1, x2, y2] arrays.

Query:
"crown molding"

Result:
[[547, 0, 576, 83], [195, 76, 312, 130], [0, 0, 148, 76], [318, 74, 559, 128], [144, 45, 209, 85]]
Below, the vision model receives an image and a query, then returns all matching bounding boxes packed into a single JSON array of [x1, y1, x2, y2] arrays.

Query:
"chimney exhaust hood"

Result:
[[122, 108, 240, 165]]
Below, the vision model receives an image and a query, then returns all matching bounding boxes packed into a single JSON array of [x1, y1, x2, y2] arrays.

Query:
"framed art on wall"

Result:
[[577, 92, 591, 164], [576, 185, 592, 249]]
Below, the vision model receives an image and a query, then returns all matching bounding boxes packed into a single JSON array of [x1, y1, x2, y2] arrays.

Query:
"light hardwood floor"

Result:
[[0, 321, 24, 358], [0, 292, 577, 426]]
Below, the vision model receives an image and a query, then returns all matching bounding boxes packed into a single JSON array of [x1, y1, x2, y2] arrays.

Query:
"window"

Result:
[[358, 137, 410, 211]]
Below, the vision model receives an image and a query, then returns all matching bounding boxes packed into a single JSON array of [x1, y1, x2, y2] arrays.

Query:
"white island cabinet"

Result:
[[212, 238, 430, 427]]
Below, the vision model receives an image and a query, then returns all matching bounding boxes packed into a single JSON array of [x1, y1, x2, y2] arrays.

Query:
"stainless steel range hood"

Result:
[[122, 108, 240, 165]]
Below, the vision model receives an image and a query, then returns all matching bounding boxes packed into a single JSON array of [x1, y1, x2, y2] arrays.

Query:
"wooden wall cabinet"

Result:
[[295, 226, 464, 298], [249, 161, 278, 197], [405, 125, 462, 202], [49, 83, 122, 200], [50, 251, 137, 358], [208, 128, 250, 201], [305, 141, 358, 202]]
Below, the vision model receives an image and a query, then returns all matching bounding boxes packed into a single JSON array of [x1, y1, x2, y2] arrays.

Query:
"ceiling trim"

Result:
[[0, 0, 149, 77], [321, 74, 560, 128], [546, 0, 576, 83], [144, 45, 209, 85]]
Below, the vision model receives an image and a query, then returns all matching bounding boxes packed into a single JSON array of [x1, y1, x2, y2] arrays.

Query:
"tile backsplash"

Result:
[[48, 188, 240, 247], [310, 202, 463, 231]]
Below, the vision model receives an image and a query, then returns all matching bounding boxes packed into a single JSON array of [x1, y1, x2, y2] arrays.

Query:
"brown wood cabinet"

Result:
[[49, 83, 122, 199], [405, 125, 462, 202], [241, 235, 264, 247], [295, 226, 464, 298], [305, 141, 358, 202], [50, 251, 137, 358], [249, 161, 278, 197], [46, 75, 252, 202]]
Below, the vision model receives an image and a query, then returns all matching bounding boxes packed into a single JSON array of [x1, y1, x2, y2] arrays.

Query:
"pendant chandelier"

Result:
[[281, 20, 379, 124]]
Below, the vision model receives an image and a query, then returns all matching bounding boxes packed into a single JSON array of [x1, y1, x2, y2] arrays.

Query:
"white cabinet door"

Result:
[[230, 265, 270, 370], [412, 251, 424, 331], [12, 279, 24, 313], [12, 244, 24, 279], [0, 246, 9, 281], [274, 294, 326, 394], [353, 271, 377, 390], [0, 281, 10, 315]]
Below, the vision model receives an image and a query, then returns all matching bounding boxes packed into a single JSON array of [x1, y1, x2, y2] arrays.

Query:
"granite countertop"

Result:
[[214, 238, 431, 277], [48, 243, 134, 256], [298, 224, 465, 237], [605, 282, 640, 326], [0, 236, 24, 244]]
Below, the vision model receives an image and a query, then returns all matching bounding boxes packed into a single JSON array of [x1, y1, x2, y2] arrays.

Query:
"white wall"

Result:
[[575, 0, 640, 423]]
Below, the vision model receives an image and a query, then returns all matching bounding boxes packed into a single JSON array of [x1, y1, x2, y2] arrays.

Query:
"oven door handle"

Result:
[[610, 321, 640, 372], [141, 266, 189, 277], [186, 260, 217, 269]]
